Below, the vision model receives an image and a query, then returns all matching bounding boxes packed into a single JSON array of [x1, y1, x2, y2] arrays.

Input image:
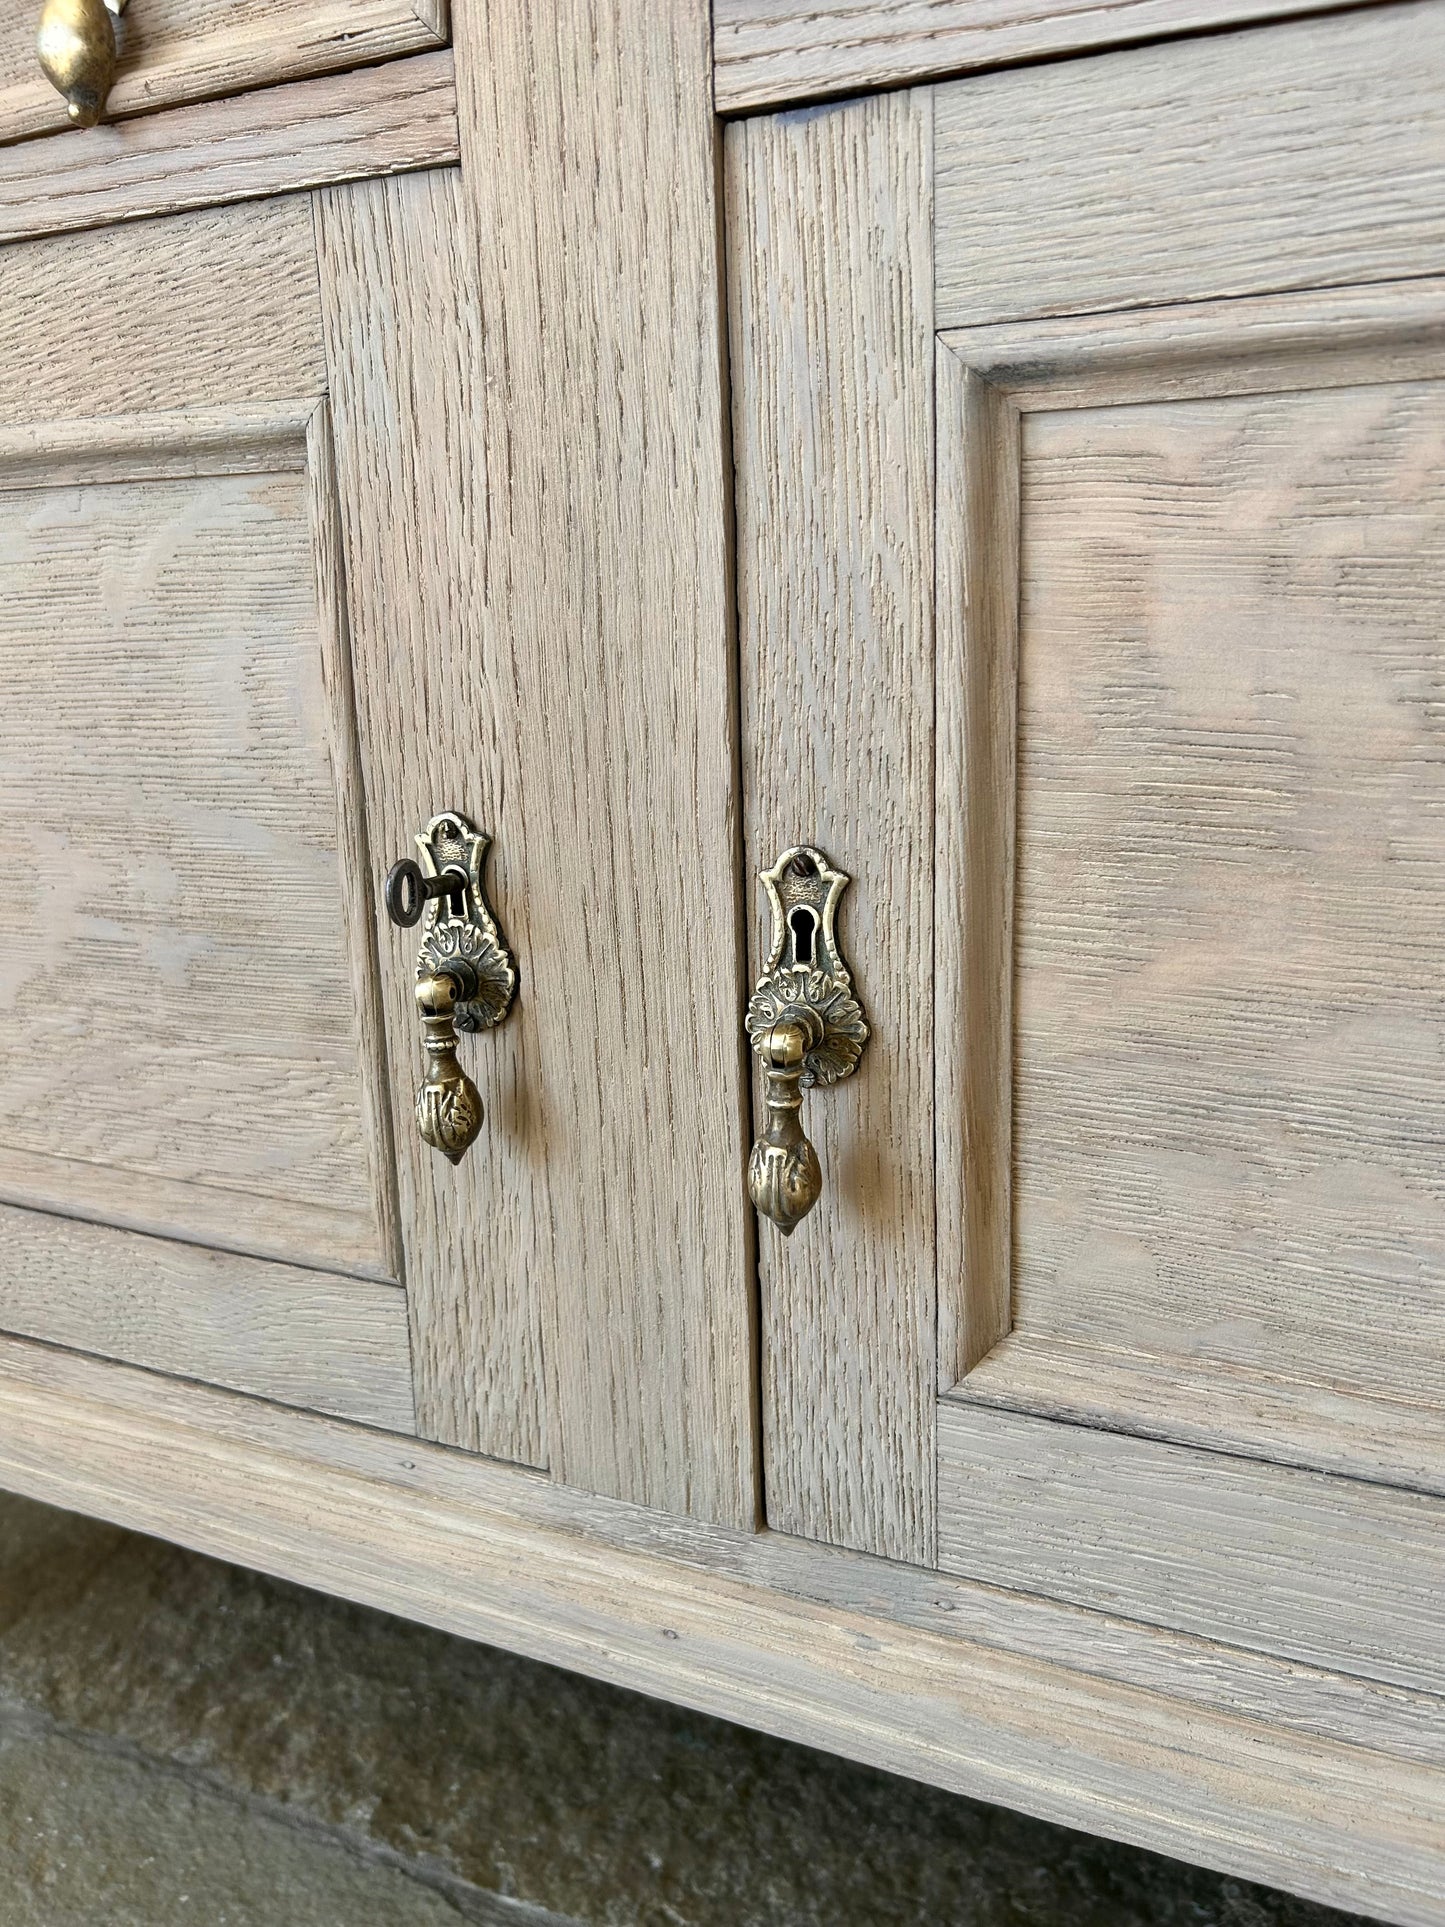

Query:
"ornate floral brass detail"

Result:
[[384, 812, 517, 1166], [37, 0, 127, 128], [745, 847, 869, 1234]]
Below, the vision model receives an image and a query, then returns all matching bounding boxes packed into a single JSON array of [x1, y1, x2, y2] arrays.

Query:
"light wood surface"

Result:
[[712, 0, 1379, 110], [933, 1, 1445, 328], [0, 1215, 413, 1429], [0, 199, 327, 427], [956, 1332, 1445, 1497], [316, 168, 546, 1466], [0, 1336, 1438, 1927], [726, 91, 937, 1564], [933, 344, 1017, 1383], [938, 1402, 1445, 1695], [0, 403, 394, 1282], [0, 0, 445, 146], [999, 353, 1445, 1419], [0, 51, 459, 247], [448, 1, 757, 1521]]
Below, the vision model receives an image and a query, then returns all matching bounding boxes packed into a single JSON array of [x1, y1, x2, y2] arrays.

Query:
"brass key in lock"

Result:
[[745, 846, 869, 1234], [384, 812, 517, 1165]]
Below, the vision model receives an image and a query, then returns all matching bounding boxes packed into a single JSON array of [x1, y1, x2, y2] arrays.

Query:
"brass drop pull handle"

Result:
[[745, 847, 869, 1234], [383, 812, 517, 1166], [37, 0, 126, 127]]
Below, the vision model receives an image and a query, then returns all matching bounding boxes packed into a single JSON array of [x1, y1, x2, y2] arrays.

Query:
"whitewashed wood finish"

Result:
[[940, 278, 1445, 410], [0, 403, 396, 1282], [0, 1338, 1439, 1927], [933, 1, 1445, 328], [315, 168, 545, 1466], [0, 0, 445, 146], [727, 92, 936, 1563], [937, 1403, 1445, 1695], [446, 2, 756, 1521], [933, 343, 1016, 1384], [0, 51, 459, 247], [0, 200, 327, 428], [996, 354, 1445, 1421], [958, 1333, 1445, 1498], [0, 1214, 413, 1429], [712, 0, 1379, 109]]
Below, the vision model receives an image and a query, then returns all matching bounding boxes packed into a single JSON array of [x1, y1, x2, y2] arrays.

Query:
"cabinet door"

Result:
[[730, 0, 1445, 1686], [0, 190, 554, 1456]]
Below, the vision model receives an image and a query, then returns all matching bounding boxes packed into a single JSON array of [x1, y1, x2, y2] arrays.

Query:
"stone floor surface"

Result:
[[0, 1490, 1384, 1927]]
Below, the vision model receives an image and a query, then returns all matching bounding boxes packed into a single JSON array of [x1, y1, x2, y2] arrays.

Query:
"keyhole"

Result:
[[789, 905, 816, 966]]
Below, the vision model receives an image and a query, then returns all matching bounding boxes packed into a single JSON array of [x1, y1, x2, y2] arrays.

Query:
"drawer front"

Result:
[[729, 0, 1445, 1686], [3, 0, 446, 145]]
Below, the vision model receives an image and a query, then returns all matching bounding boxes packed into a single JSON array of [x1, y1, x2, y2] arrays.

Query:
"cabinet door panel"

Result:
[[733, 2, 1445, 1672]]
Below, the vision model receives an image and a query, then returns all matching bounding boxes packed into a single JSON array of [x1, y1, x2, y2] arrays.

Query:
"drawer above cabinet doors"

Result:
[[9, 0, 447, 141], [728, 0, 1445, 1689]]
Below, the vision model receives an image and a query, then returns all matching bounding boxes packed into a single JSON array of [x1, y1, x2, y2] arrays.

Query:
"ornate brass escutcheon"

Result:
[[36, 0, 127, 127], [384, 812, 517, 1166], [745, 847, 869, 1234]]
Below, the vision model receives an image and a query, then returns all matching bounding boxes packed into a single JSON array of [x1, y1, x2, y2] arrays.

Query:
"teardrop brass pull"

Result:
[[36, 0, 127, 127], [383, 812, 517, 1166], [745, 847, 869, 1234]]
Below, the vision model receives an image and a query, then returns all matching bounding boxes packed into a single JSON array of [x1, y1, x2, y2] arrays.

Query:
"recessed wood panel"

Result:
[[0, 408, 394, 1280], [1009, 371, 1445, 1410]]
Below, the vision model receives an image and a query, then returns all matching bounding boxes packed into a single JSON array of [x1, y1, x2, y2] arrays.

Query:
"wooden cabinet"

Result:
[[0, 2, 1440, 1921]]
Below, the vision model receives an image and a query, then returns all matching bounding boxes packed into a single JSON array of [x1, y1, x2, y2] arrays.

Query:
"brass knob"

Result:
[[414, 972, 484, 1165], [37, 0, 127, 128], [745, 847, 868, 1235], [384, 812, 517, 1167]]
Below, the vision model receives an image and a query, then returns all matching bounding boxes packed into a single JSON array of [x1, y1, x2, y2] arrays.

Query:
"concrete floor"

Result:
[[0, 1489, 1381, 1926]]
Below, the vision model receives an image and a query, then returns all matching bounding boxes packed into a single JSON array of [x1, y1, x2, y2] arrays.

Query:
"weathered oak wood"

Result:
[[0, 198, 327, 427], [0, 51, 459, 246], [727, 91, 937, 1563], [938, 1402, 1445, 1695], [0, 1216, 413, 1430], [0, 0, 445, 145], [316, 168, 546, 1466], [712, 0, 1380, 110], [0, 1336, 1438, 1927], [448, 2, 757, 1521], [934, 1, 1445, 327]]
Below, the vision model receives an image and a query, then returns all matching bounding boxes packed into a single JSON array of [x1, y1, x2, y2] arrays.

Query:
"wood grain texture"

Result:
[[1003, 368, 1445, 1417], [0, 199, 326, 427], [727, 92, 936, 1563], [0, 51, 459, 247], [447, 3, 756, 1520], [316, 169, 545, 1466], [957, 1332, 1445, 1497], [0, 1213, 413, 1430], [0, 404, 394, 1282], [712, 0, 1379, 110], [0, 0, 446, 146], [934, 348, 1017, 1384], [0, 1336, 1439, 1927], [938, 1402, 1445, 1695], [934, 1, 1445, 328]]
